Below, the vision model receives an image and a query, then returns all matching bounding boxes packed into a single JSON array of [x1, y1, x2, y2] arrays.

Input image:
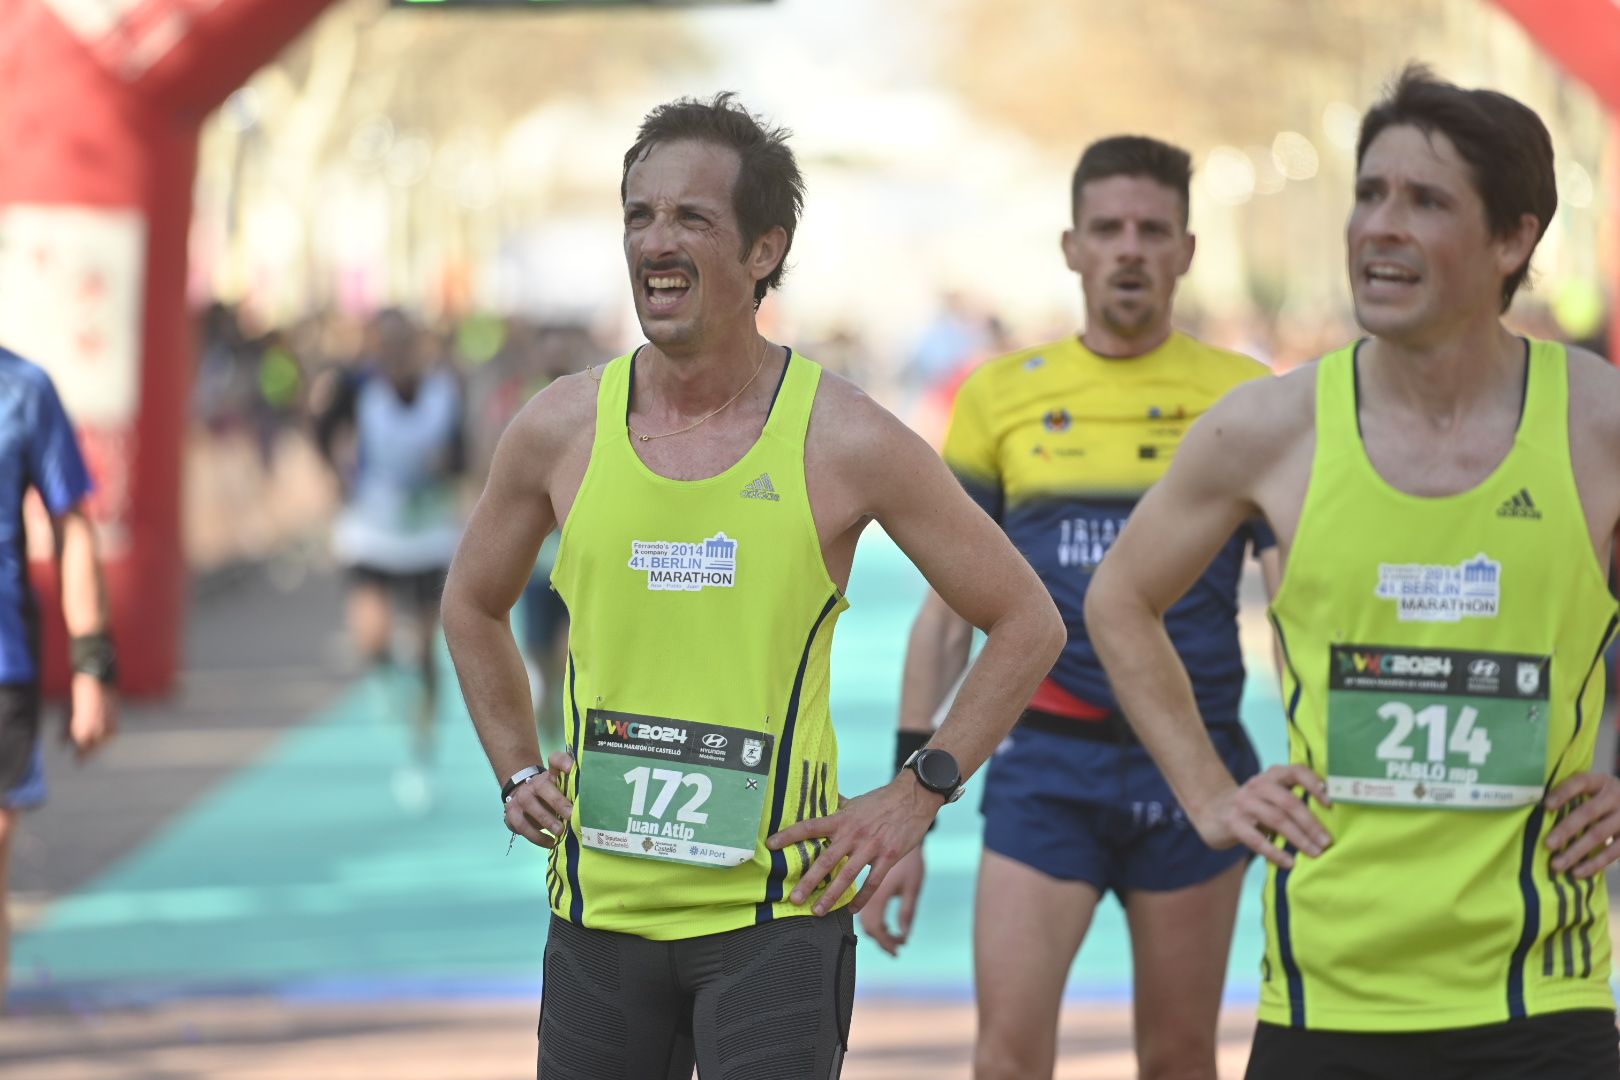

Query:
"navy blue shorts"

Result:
[[981, 713, 1259, 895], [520, 578, 569, 654]]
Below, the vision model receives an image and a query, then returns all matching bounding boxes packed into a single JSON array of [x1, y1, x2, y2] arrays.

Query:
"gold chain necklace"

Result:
[[622, 340, 771, 443]]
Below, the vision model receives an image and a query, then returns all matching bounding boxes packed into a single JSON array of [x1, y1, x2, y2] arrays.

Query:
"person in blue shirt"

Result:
[[0, 345, 118, 1007]]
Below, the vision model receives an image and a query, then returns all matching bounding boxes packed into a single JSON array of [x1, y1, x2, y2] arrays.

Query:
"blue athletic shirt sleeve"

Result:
[[25, 366, 93, 515]]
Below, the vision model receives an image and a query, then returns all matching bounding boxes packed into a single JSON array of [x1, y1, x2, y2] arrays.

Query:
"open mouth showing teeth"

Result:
[[645, 274, 693, 307], [1365, 265, 1419, 284]]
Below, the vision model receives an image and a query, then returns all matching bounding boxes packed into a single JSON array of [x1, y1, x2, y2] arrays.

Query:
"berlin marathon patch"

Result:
[[1375, 553, 1500, 622], [629, 533, 738, 591]]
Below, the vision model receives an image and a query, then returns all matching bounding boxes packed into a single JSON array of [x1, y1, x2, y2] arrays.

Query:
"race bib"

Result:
[[1326, 645, 1549, 809], [577, 708, 773, 867]]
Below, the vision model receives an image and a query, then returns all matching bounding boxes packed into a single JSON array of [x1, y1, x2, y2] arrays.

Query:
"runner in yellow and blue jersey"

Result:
[[1089, 67, 1620, 1078], [443, 95, 1064, 1080], [944, 332, 1271, 732], [867, 136, 1278, 1080]]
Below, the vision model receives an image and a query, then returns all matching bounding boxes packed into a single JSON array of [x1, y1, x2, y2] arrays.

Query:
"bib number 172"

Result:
[[624, 765, 712, 824], [1375, 702, 1492, 766]]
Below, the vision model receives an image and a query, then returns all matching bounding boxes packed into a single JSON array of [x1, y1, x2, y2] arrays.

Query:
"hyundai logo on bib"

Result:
[[702, 733, 728, 750]]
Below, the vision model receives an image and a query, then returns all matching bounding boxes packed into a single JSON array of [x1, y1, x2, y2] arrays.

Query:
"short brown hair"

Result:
[[1357, 64, 1556, 312], [1071, 136, 1192, 227], [622, 93, 804, 307]]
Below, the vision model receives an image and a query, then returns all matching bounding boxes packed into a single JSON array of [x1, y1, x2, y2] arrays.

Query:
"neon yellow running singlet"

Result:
[[548, 349, 852, 939], [1264, 339, 1618, 1031]]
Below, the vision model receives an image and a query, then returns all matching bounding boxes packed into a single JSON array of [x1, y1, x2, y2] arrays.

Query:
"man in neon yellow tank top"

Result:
[[441, 93, 1064, 1079], [1088, 65, 1620, 1077]]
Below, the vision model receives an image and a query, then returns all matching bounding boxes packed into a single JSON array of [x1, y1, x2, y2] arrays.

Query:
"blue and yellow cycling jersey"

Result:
[[943, 332, 1272, 725]]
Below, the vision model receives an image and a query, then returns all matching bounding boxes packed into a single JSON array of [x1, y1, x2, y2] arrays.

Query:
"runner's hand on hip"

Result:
[[506, 750, 575, 850], [766, 777, 937, 916], [1546, 772, 1620, 878], [1196, 763, 1333, 869]]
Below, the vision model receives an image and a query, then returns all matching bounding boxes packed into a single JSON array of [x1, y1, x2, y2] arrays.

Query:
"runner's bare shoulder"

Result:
[[1565, 344, 1620, 455], [801, 367, 939, 525], [804, 368, 900, 454], [804, 368, 940, 489], [1182, 361, 1317, 481], [509, 368, 601, 458]]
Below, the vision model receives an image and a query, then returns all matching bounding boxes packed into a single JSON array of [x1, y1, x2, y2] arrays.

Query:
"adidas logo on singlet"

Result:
[[1496, 488, 1542, 520], [740, 473, 781, 502]]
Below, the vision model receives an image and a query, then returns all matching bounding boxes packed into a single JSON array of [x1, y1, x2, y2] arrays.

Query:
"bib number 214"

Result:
[[1327, 644, 1547, 808], [1375, 702, 1491, 767]]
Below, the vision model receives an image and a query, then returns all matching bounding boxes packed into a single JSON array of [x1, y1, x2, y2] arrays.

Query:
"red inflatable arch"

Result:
[[0, 0, 334, 694]]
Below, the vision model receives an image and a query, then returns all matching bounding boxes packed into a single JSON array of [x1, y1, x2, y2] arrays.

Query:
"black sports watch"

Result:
[[903, 747, 964, 804]]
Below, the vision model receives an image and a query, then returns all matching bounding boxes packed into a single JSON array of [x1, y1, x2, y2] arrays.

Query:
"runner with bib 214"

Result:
[[1086, 65, 1620, 1079]]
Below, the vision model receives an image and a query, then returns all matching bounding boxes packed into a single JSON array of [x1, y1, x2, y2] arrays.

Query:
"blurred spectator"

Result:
[[192, 302, 259, 439], [904, 294, 1009, 446], [0, 344, 117, 1009], [903, 291, 996, 394], [188, 304, 338, 574], [801, 325, 873, 387], [315, 309, 466, 811]]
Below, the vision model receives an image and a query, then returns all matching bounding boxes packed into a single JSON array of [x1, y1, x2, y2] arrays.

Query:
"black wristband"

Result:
[[895, 729, 931, 775], [501, 765, 543, 803], [70, 632, 118, 684]]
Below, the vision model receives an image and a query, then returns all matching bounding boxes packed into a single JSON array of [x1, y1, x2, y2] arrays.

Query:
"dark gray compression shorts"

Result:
[[538, 907, 856, 1079]]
